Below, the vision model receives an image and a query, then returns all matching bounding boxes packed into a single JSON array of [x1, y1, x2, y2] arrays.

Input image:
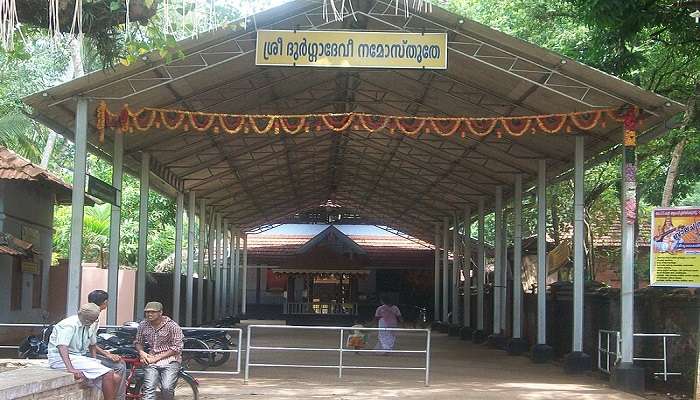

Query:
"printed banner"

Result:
[[650, 207, 700, 287], [256, 29, 447, 69]]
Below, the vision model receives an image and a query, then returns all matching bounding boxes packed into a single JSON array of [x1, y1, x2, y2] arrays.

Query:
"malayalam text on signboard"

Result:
[[650, 207, 700, 287], [256, 30, 447, 69]]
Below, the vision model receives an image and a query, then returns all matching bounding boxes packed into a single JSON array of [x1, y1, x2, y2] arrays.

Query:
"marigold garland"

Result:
[[95, 101, 641, 143]]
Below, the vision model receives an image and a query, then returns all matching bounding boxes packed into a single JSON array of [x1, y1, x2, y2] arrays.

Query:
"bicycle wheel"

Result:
[[172, 373, 199, 400], [182, 338, 211, 371], [207, 338, 231, 367]]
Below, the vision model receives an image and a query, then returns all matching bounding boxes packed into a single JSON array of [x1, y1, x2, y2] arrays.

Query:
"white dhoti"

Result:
[[48, 354, 112, 388]]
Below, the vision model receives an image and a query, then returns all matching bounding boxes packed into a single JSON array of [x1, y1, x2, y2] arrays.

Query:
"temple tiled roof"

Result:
[[0, 146, 88, 205]]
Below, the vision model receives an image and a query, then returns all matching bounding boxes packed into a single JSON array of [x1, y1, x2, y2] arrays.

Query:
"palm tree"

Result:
[[0, 111, 44, 162], [83, 204, 111, 268]]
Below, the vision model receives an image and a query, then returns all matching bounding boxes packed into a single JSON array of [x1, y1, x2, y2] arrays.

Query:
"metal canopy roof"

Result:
[[24, 0, 683, 243]]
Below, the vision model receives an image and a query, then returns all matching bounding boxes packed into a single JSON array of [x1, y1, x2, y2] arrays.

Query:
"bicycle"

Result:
[[414, 306, 430, 329], [114, 347, 199, 400]]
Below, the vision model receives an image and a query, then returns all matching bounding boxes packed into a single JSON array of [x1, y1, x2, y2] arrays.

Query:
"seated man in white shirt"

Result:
[[47, 303, 121, 400]]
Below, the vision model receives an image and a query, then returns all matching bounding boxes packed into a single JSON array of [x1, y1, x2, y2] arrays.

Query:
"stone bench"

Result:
[[0, 360, 98, 400]]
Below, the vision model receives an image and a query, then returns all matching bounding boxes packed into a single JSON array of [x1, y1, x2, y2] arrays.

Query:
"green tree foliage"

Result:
[[0, 39, 69, 161], [449, 0, 699, 283]]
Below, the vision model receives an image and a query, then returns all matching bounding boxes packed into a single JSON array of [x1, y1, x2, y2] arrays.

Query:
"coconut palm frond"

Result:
[[0, 111, 42, 162]]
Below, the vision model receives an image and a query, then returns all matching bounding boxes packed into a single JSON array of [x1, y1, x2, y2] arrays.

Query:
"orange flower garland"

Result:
[[95, 101, 640, 142]]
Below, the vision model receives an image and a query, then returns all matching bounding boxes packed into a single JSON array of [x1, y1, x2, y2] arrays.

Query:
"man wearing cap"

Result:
[[88, 289, 127, 400], [135, 301, 184, 400], [48, 303, 121, 400]]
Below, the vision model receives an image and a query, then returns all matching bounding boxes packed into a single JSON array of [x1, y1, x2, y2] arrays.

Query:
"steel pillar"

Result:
[[463, 206, 471, 328], [442, 217, 449, 322], [106, 130, 123, 325], [173, 192, 184, 323], [537, 161, 547, 344], [214, 214, 222, 319], [452, 214, 460, 325], [197, 199, 206, 325], [493, 186, 503, 335], [513, 175, 523, 338], [573, 136, 585, 352], [433, 223, 440, 322], [477, 198, 485, 331], [241, 233, 248, 315], [135, 152, 149, 319], [185, 192, 195, 326], [66, 97, 88, 315]]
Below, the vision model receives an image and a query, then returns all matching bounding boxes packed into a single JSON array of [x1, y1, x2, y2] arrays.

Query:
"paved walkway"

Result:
[[195, 328, 643, 399]]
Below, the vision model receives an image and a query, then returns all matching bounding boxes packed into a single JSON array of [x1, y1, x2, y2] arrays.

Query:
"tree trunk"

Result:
[[661, 81, 699, 207], [39, 131, 57, 168], [551, 193, 560, 246], [661, 138, 687, 207], [39, 38, 84, 168]]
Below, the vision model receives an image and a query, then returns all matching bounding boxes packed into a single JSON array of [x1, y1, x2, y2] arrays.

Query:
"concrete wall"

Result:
[[79, 266, 136, 325], [0, 181, 54, 324], [47, 263, 136, 324]]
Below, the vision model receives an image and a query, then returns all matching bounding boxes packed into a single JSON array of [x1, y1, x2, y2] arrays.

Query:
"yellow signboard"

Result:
[[256, 30, 447, 69], [22, 259, 40, 275], [650, 207, 700, 287]]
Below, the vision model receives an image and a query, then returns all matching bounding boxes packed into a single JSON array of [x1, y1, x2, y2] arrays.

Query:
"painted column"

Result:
[[452, 213, 460, 325], [537, 161, 547, 345], [106, 130, 123, 325], [233, 232, 240, 315], [433, 223, 440, 322], [513, 174, 523, 339], [463, 206, 471, 328], [172, 192, 184, 324], [185, 192, 195, 326], [214, 213, 221, 319], [135, 152, 149, 319], [241, 233, 248, 315], [442, 217, 449, 322], [66, 97, 88, 315], [477, 198, 485, 332], [206, 215, 215, 322], [572, 136, 585, 353], [228, 227, 235, 316], [501, 211, 507, 332], [493, 186, 503, 335], [197, 199, 206, 325], [617, 109, 640, 384], [221, 221, 229, 317]]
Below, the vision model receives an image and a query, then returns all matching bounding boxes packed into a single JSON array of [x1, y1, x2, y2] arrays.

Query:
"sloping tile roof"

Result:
[[156, 232, 436, 272], [0, 232, 34, 257], [558, 220, 651, 247], [0, 146, 84, 205], [247, 233, 434, 270]]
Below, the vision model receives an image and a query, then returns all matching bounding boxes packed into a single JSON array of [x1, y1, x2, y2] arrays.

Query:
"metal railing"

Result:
[[633, 333, 681, 382], [0, 323, 243, 376], [597, 330, 621, 374], [0, 323, 50, 350], [283, 302, 358, 315], [597, 330, 681, 381], [244, 324, 431, 386]]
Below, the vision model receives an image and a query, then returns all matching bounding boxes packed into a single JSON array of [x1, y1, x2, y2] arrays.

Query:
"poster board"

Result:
[[650, 207, 700, 287]]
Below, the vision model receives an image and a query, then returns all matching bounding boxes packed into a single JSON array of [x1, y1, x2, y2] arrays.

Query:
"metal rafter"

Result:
[[341, 138, 485, 203]]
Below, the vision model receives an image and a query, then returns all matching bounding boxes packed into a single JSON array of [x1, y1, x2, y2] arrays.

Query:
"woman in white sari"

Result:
[[374, 296, 402, 352]]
